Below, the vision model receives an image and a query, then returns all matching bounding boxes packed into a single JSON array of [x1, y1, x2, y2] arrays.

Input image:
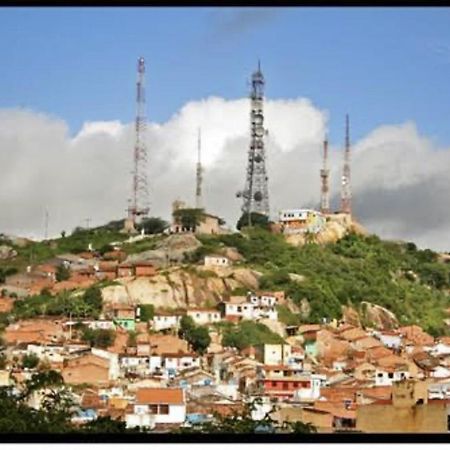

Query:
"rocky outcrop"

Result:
[[125, 234, 202, 267], [359, 302, 399, 330], [341, 306, 362, 327], [284, 214, 368, 248], [0, 245, 17, 260], [101, 266, 261, 311], [259, 318, 286, 338]]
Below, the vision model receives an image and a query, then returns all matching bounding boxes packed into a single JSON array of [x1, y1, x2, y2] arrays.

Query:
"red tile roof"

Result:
[[136, 388, 184, 405]]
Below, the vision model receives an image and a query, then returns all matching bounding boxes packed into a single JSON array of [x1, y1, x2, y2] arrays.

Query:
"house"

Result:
[[187, 308, 221, 326], [170, 200, 223, 235], [356, 379, 448, 433], [96, 261, 118, 281], [161, 352, 201, 378], [103, 250, 127, 262], [152, 313, 182, 332], [204, 255, 230, 268], [125, 388, 186, 429], [3, 320, 65, 345], [255, 344, 292, 366], [221, 293, 278, 322], [134, 261, 157, 277], [112, 304, 136, 331], [62, 353, 111, 386], [117, 263, 134, 278], [278, 209, 326, 235], [374, 330, 402, 350]]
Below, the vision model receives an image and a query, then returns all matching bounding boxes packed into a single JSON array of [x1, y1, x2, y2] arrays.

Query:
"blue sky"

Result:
[[1, 7, 450, 146]]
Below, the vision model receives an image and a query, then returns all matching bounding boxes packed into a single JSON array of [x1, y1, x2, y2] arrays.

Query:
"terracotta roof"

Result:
[[313, 401, 356, 420], [352, 336, 383, 350], [136, 388, 184, 405], [187, 308, 220, 313], [226, 296, 248, 305], [133, 261, 156, 267], [298, 324, 321, 334], [366, 346, 393, 361], [340, 327, 367, 342]]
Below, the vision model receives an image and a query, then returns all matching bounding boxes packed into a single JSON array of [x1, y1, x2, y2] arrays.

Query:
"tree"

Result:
[[187, 326, 211, 355], [178, 315, 196, 341], [236, 212, 269, 231], [173, 208, 204, 232], [60, 231, 66, 238], [82, 328, 115, 348], [55, 264, 70, 282], [139, 304, 155, 322], [138, 217, 169, 235], [22, 353, 39, 369], [82, 286, 103, 318]]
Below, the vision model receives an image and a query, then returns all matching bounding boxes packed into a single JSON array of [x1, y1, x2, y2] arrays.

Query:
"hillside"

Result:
[[1, 220, 449, 336], [191, 229, 450, 336]]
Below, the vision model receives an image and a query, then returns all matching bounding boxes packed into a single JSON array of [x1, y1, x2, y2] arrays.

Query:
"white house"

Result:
[[293, 374, 323, 401], [162, 352, 201, 378], [26, 344, 65, 364], [152, 313, 182, 332], [204, 255, 230, 268], [91, 348, 120, 380], [126, 387, 186, 429], [221, 294, 278, 321], [187, 308, 221, 326], [373, 331, 402, 350]]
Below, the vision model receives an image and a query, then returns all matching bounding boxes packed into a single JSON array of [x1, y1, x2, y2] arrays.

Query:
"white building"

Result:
[[126, 387, 186, 429], [152, 313, 182, 332], [204, 255, 230, 268], [293, 374, 324, 401], [373, 331, 402, 350], [187, 309, 221, 326], [255, 344, 292, 366], [278, 209, 326, 235], [221, 294, 278, 321], [91, 348, 120, 380]]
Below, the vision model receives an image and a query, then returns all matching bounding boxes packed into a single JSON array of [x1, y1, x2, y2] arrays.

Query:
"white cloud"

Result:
[[0, 99, 449, 251]]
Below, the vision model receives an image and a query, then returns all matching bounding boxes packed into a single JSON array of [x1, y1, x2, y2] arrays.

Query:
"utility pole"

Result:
[[44, 208, 49, 240]]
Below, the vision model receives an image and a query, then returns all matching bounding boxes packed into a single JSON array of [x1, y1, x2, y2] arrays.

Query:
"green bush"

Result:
[[222, 321, 284, 350]]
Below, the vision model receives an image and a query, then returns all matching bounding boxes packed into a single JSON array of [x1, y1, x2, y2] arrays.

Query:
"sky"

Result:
[[0, 7, 450, 250]]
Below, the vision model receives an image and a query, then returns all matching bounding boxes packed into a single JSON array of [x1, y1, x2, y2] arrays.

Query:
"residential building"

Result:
[[187, 308, 221, 326], [204, 255, 230, 268], [152, 313, 182, 332]]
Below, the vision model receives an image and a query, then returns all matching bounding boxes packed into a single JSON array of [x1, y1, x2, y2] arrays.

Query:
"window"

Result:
[[149, 404, 158, 414], [388, 372, 394, 379], [271, 381, 277, 387], [293, 382, 299, 388], [282, 382, 288, 390], [196, 313, 200, 318], [159, 404, 169, 415]]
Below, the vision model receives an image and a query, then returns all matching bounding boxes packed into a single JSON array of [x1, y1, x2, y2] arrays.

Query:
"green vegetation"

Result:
[[81, 328, 115, 348], [137, 217, 169, 235], [0, 369, 129, 433], [22, 352, 40, 369], [139, 304, 155, 322], [173, 208, 205, 231], [236, 212, 270, 231], [55, 264, 70, 282], [10, 285, 104, 322], [221, 321, 285, 350], [276, 305, 301, 327], [194, 229, 450, 336], [0, 267, 18, 283], [178, 315, 211, 355]]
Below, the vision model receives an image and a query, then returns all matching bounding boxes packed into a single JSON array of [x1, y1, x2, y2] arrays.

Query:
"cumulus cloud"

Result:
[[0, 98, 449, 251]]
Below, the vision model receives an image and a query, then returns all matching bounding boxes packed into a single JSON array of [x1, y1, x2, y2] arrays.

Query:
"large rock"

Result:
[[259, 318, 286, 338], [101, 266, 261, 311], [341, 305, 362, 327], [359, 302, 399, 330]]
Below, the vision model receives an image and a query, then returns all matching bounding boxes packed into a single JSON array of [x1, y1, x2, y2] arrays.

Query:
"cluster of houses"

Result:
[[2, 241, 450, 434]]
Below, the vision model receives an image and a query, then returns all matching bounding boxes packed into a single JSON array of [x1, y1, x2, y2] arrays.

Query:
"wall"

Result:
[[356, 402, 447, 433]]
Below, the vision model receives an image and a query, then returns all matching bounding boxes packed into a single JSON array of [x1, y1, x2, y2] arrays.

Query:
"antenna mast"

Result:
[[237, 60, 270, 226], [128, 57, 150, 223], [320, 136, 330, 214], [341, 114, 352, 215], [195, 127, 203, 209]]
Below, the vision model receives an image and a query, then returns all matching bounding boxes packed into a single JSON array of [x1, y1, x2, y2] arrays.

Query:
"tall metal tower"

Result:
[[341, 114, 352, 215], [320, 135, 330, 214], [237, 61, 269, 225], [195, 127, 203, 209], [128, 57, 150, 223]]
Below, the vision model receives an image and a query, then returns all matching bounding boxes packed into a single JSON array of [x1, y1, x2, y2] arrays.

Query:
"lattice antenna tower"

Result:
[[341, 114, 352, 215], [128, 57, 150, 222], [195, 127, 203, 209], [236, 60, 270, 226], [320, 135, 330, 214]]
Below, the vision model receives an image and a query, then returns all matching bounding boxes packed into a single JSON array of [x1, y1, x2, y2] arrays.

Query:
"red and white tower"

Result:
[[320, 135, 330, 214]]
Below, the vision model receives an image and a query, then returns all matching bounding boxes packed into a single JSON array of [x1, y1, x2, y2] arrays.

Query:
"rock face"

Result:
[[284, 214, 368, 248], [125, 234, 202, 267], [259, 318, 286, 338], [359, 302, 399, 330], [101, 266, 261, 310], [341, 306, 362, 327]]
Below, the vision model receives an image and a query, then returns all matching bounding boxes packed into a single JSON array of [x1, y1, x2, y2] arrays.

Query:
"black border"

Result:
[[1, 0, 450, 443]]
